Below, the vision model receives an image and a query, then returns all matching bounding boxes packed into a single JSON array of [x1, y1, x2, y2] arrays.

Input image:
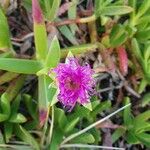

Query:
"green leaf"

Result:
[[94, 0, 103, 15], [83, 102, 92, 111], [112, 128, 126, 143], [136, 15, 150, 25], [144, 45, 150, 61], [141, 92, 150, 107], [49, 87, 58, 106], [134, 110, 150, 122], [128, 0, 136, 20], [24, 120, 38, 131], [71, 132, 95, 144], [136, 0, 150, 18], [34, 23, 48, 61], [110, 24, 127, 47], [131, 38, 143, 62], [0, 72, 19, 85], [23, 94, 37, 120], [14, 125, 40, 150], [0, 58, 42, 74], [46, 0, 61, 21], [138, 79, 148, 94], [8, 94, 26, 123], [4, 122, 13, 143], [0, 7, 11, 50], [129, 0, 136, 9], [134, 121, 150, 133], [6, 75, 26, 102], [49, 127, 63, 150], [54, 107, 68, 130], [136, 29, 150, 42], [90, 128, 101, 144], [38, 75, 52, 126], [57, 18, 78, 45], [100, 6, 133, 16], [123, 97, 133, 128], [0, 130, 5, 147], [68, 1, 78, 35], [126, 131, 139, 144], [38, 75, 50, 110], [91, 101, 111, 118], [69, 104, 90, 119], [9, 113, 27, 123], [136, 133, 150, 147], [10, 95, 21, 114], [0, 93, 10, 122], [44, 0, 52, 19], [64, 117, 80, 133], [45, 36, 60, 68]]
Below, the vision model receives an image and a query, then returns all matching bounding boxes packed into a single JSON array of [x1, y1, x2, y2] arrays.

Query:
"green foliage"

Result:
[[44, 0, 61, 21], [58, 22, 79, 45], [0, 0, 150, 149], [45, 36, 60, 68], [0, 7, 11, 51], [14, 125, 40, 150], [112, 98, 150, 148], [48, 100, 110, 148], [131, 39, 150, 81], [110, 24, 128, 47], [0, 58, 42, 74], [95, 0, 133, 18], [34, 24, 48, 61]]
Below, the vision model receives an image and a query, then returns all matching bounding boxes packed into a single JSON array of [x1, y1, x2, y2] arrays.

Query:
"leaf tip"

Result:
[[32, 0, 44, 24]]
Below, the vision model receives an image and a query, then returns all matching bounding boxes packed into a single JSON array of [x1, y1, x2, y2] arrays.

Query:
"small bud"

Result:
[[117, 46, 128, 76]]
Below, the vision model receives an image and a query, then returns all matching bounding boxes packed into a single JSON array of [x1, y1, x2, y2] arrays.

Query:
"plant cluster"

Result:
[[0, 0, 150, 149]]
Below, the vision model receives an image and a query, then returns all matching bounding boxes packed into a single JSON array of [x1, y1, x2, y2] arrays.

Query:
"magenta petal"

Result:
[[53, 58, 95, 111]]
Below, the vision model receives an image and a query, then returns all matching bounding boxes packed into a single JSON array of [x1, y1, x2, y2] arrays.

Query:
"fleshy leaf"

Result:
[[0, 58, 42, 74], [45, 36, 60, 68], [83, 102, 92, 111], [32, 0, 48, 61], [0, 7, 11, 51]]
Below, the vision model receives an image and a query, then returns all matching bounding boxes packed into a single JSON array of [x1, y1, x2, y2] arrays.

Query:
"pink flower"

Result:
[[53, 58, 95, 111]]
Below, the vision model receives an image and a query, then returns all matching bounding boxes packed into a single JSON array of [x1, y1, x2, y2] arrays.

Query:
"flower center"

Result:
[[65, 78, 80, 90]]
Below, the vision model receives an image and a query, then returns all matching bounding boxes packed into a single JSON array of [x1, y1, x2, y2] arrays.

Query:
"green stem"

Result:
[[41, 120, 48, 148], [79, 15, 96, 23], [47, 106, 54, 145], [60, 144, 124, 150]]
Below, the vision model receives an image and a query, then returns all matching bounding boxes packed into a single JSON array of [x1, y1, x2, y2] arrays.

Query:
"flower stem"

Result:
[[79, 15, 96, 23], [48, 15, 96, 26], [60, 144, 124, 150], [47, 106, 54, 144]]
